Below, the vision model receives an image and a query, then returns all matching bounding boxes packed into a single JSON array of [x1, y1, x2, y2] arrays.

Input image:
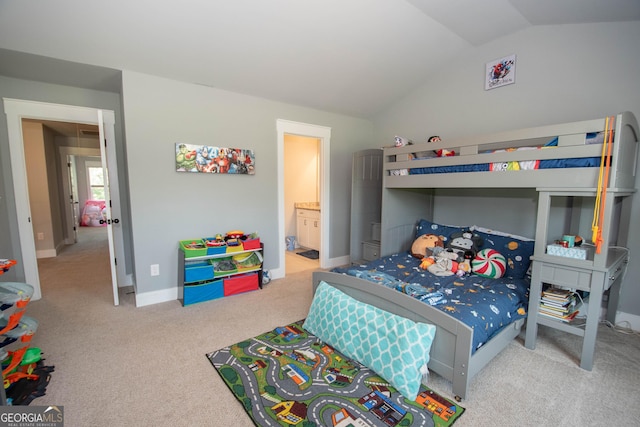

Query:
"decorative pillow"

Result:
[[303, 281, 436, 401], [416, 219, 469, 246], [472, 248, 507, 278], [470, 226, 535, 279]]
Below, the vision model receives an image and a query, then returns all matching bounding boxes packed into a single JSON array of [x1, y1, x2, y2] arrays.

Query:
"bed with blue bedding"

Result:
[[332, 251, 529, 354], [317, 217, 538, 401]]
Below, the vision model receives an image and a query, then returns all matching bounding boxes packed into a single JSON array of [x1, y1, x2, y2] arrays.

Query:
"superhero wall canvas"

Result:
[[176, 143, 255, 175]]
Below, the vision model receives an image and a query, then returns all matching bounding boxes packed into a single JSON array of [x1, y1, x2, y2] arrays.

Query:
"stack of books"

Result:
[[538, 285, 581, 322]]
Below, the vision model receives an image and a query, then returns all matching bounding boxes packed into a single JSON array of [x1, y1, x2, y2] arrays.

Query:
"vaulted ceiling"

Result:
[[1, 0, 638, 118]]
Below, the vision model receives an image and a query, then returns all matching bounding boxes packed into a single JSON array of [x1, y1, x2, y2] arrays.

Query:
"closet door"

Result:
[[349, 149, 382, 263]]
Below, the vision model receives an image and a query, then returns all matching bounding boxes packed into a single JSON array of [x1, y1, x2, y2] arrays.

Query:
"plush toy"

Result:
[[436, 148, 455, 157], [394, 136, 412, 147], [472, 248, 507, 278], [427, 135, 455, 157], [444, 230, 483, 262], [410, 234, 444, 259], [420, 250, 471, 277]]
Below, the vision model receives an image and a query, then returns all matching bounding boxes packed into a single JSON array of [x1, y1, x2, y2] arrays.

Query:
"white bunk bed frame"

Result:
[[316, 112, 639, 401]]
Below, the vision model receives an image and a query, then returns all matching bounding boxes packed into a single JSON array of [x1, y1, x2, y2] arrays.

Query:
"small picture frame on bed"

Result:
[[485, 54, 516, 90]]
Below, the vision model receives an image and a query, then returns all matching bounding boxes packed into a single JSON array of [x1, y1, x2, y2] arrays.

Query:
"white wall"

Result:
[[23, 121, 56, 257], [284, 135, 319, 239], [373, 21, 640, 319], [121, 70, 374, 301]]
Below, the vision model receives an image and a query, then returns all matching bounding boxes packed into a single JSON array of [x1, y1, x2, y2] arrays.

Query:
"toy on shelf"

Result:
[[0, 259, 17, 276], [0, 282, 33, 336], [224, 230, 244, 248], [204, 234, 226, 248]]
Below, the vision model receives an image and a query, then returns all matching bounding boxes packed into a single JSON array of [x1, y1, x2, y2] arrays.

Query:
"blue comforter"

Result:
[[332, 252, 530, 354]]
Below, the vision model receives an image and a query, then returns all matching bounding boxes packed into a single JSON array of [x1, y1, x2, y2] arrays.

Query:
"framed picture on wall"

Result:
[[485, 54, 516, 90], [176, 143, 255, 174]]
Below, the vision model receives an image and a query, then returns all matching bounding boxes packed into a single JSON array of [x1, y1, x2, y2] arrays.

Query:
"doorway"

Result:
[[284, 134, 320, 274], [3, 98, 126, 305], [276, 120, 331, 279]]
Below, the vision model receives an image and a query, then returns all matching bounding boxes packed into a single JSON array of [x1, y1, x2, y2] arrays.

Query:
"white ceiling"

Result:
[[0, 0, 638, 118]]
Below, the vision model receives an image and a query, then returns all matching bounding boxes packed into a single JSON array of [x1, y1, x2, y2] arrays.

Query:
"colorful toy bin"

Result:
[[224, 273, 259, 297], [184, 260, 214, 283], [183, 279, 224, 306], [242, 236, 261, 250], [180, 239, 207, 258], [203, 237, 227, 255]]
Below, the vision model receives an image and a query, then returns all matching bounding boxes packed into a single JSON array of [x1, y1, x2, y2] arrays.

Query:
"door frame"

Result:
[[276, 119, 331, 278], [3, 98, 126, 303]]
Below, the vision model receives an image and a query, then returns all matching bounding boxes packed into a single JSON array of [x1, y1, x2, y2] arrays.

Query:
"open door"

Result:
[[98, 110, 120, 306], [3, 98, 127, 305]]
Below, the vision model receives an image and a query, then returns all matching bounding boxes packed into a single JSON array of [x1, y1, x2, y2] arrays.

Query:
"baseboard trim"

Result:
[[611, 311, 640, 332], [36, 249, 57, 259], [326, 255, 349, 269], [135, 286, 178, 307]]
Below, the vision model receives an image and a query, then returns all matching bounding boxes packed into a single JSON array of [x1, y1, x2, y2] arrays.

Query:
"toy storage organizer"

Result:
[[178, 238, 263, 306]]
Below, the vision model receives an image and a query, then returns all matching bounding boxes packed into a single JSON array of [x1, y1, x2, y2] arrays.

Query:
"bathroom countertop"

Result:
[[294, 202, 320, 211]]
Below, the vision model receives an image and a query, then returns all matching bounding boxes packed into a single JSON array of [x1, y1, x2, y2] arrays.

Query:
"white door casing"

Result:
[[3, 98, 127, 304], [276, 119, 331, 278]]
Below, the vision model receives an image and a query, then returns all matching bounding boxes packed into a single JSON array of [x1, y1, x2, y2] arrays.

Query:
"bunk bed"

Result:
[[316, 111, 639, 401]]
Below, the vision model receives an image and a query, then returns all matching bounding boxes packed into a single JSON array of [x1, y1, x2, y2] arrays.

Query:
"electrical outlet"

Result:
[[37, 232, 44, 241], [150, 264, 160, 276]]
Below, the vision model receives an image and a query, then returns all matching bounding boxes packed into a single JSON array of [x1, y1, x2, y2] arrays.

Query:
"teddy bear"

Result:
[[410, 233, 445, 259]]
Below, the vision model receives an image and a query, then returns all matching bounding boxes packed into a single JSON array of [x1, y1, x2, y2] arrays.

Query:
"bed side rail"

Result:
[[312, 271, 474, 398]]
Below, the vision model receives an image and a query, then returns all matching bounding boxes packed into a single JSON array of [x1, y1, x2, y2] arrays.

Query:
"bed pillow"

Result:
[[472, 248, 507, 278], [416, 219, 470, 246], [303, 281, 436, 401], [470, 226, 535, 279]]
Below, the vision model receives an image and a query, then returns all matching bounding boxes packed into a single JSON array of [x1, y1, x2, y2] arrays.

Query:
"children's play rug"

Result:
[[207, 320, 464, 427]]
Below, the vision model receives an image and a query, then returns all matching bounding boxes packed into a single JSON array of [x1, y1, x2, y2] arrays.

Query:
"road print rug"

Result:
[[207, 320, 464, 427]]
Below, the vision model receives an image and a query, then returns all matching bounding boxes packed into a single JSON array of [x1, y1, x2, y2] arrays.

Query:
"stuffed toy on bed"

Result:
[[417, 229, 482, 277], [428, 135, 455, 157], [444, 229, 483, 262], [410, 233, 445, 259], [419, 250, 471, 277]]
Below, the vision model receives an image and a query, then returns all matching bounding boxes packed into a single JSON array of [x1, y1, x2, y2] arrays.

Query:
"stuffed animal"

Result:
[[444, 230, 483, 262], [410, 234, 445, 259], [420, 250, 471, 277], [427, 135, 455, 157], [394, 136, 412, 147]]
